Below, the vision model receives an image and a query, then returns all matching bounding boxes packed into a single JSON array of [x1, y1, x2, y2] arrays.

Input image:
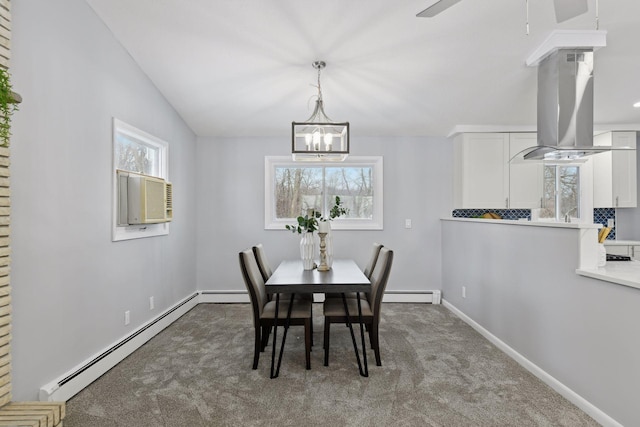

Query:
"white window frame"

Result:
[[264, 156, 383, 230], [112, 118, 170, 241]]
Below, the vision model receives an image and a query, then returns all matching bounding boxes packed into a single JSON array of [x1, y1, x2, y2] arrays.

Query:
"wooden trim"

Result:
[[0, 401, 66, 425]]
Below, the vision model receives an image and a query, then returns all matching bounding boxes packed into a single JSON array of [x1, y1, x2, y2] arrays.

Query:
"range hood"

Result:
[[512, 31, 635, 161], [520, 48, 612, 161]]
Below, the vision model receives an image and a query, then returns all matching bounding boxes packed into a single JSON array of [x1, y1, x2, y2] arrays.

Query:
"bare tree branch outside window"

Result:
[[274, 166, 373, 220]]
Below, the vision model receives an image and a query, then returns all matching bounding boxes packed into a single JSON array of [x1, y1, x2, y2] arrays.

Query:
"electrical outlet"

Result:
[[405, 219, 412, 229], [149, 296, 154, 310], [462, 286, 466, 298], [124, 310, 130, 325], [608, 219, 615, 228]]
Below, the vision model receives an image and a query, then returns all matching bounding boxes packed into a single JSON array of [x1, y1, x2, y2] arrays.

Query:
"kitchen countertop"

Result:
[[442, 217, 601, 229], [576, 260, 640, 290], [603, 240, 640, 246], [443, 217, 639, 289]]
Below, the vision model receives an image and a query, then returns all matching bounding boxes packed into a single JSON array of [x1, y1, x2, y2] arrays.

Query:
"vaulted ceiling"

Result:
[[86, 0, 640, 138]]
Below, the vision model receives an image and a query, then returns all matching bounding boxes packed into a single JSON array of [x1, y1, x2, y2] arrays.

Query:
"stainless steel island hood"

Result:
[[517, 47, 632, 161]]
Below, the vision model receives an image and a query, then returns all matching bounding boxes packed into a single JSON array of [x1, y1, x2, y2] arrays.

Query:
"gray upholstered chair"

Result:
[[252, 243, 314, 345], [323, 247, 393, 367], [325, 242, 383, 300], [239, 249, 312, 370], [252, 244, 274, 283]]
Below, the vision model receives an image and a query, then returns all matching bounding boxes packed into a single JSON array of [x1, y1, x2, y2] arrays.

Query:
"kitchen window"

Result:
[[264, 156, 383, 230], [542, 164, 580, 221]]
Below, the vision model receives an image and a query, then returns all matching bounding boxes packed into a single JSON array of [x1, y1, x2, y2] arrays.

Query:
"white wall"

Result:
[[441, 220, 640, 427], [10, 0, 197, 400], [196, 136, 452, 295]]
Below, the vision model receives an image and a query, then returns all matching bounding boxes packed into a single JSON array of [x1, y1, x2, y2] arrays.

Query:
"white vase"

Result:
[[597, 243, 607, 267], [300, 232, 315, 270]]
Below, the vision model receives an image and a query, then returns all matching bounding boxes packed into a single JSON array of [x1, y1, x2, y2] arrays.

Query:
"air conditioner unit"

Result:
[[117, 170, 172, 225]]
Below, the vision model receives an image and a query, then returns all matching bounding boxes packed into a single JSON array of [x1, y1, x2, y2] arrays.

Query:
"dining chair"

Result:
[[322, 247, 393, 367], [325, 242, 383, 300], [239, 249, 312, 370]]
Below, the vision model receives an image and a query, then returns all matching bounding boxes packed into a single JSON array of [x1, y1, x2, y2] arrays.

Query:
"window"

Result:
[[542, 164, 580, 221], [112, 118, 169, 241], [265, 156, 383, 230]]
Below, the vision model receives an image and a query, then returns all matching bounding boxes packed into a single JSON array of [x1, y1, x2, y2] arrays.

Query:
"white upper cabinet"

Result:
[[509, 133, 543, 209], [453, 132, 542, 209], [593, 131, 637, 208], [453, 133, 509, 209]]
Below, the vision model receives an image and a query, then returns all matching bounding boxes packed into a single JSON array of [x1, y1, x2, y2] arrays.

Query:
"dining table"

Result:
[[265, 259, 371, 378]]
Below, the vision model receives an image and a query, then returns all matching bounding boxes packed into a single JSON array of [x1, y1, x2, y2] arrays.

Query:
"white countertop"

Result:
[[576, 260, 640, 290], [603, 240, 640, 246], [442, 217, 601, 229]]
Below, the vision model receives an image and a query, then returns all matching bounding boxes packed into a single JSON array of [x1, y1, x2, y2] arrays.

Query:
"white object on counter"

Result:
[[597, 244, 606, 267]]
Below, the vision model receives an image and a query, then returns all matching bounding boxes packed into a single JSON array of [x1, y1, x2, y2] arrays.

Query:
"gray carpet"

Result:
[[64, 303, 598, 426]]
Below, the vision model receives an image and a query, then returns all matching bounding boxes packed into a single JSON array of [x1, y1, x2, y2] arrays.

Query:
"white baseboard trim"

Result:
[[39, 292, 200, 402], [198, 290, 442, 304], [198, 290, 250, 303], [442, 299, 622, 427], [383, 290, 440, 303]]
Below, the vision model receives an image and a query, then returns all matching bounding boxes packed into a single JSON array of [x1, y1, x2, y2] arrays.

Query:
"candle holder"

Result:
[[317, 232, 330, 271]]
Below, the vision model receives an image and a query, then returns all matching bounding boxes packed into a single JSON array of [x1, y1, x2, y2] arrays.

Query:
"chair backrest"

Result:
[[363, 243, 383, 279], [239, 249, 268, 324], [252, 244, 273, 282], [368, 247, 393, 322]]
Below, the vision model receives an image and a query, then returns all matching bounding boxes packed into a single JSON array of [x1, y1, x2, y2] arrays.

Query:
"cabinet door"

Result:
[[633, 246, 640, 261], [611, 132, 637, 208], [509, 133, 543, 209], [592, 132, 613, 208], [454, 133, 509, 209], [593, 131, 637, 208]]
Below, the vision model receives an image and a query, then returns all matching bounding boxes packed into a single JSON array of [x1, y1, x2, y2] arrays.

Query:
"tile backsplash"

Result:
[[452, 208, 531, 221], [593, 208, 616, 240], [452, 207, 616, 240]]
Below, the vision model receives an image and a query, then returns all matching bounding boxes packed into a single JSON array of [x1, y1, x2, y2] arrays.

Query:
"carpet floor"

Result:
[[64, 303, 598, 426]]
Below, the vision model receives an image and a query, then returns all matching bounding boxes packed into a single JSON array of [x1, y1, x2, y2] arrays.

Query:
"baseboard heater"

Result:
[[41, 292, 199, 401]]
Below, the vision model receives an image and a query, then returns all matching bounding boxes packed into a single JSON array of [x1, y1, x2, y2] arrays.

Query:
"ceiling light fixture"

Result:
[[634, 101, 640, 108], [292, 61, 349, 162]]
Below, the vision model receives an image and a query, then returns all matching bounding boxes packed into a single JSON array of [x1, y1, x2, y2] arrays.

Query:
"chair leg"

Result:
[[310, 304, 314, 347], [324, 318, 330, 366], [253, 326, 261, 369], [371, 323, 382, 366], [260, 325, 271, 351], [305, 319, 311, 370]]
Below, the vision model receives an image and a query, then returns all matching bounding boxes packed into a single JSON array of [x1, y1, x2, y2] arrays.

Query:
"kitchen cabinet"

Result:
[[453, 133, 509, 209], [593, 131, 637, 208], [453, 132, 542, 209], [509, 133, 544, 209]]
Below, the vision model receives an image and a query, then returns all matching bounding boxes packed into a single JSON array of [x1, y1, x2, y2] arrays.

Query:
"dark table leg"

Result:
[[270, 293, 295, 379], [341, 292, 369, 377]]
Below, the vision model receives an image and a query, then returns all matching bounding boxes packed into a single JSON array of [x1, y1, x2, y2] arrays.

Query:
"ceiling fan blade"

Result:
[[554, 0, 588, 23], [417, 0, 464, 18]]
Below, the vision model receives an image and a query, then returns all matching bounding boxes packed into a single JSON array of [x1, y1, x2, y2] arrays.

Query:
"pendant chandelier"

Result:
[[291, 61, 349, 162]]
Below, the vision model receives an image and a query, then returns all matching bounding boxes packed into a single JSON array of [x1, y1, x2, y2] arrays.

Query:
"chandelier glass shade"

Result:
[[292, 61, 349, 162]]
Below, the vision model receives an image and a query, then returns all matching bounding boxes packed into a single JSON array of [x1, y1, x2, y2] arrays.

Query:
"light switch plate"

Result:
[[608, 219, 615, 228]]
